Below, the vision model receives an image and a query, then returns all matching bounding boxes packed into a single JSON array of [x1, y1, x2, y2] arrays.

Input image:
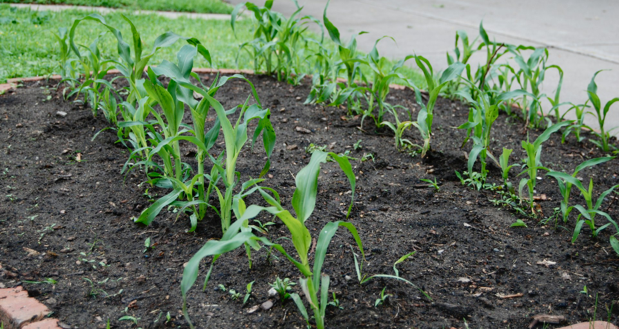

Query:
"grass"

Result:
[[0, 5, 426, 87], [0, 0, 232, 14], [0, 4, 253, 83]]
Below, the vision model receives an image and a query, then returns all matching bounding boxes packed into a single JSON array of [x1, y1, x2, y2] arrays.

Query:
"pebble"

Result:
[[345, 275, 352, 281], [56, 111, 67, 117], [268, 287, 277, 298], [261, 300, 274, 311]]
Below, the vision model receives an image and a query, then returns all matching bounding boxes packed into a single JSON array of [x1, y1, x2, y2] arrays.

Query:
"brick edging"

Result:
[[0, 286, 61, 329], [0, 67, 408, 93]]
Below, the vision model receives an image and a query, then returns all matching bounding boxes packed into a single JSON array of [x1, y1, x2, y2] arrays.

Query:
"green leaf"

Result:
[[533, 121, 571, 149], [510, 219, 528, 228], [393, 251, 416, 277], [135, 189, 182, 226], [439, 62, 465, 85], [322, 1, 341, 45], [313, 221, 364, 289], [574, 157, 614, 175], [610, 236, 619, 256], [292, 151, 329, 222], [291, 293, 309, 321]]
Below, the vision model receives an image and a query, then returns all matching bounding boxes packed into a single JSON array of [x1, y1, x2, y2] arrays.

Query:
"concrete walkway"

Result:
[[8, 3, 231, 20], [228, 0, 619, 133]]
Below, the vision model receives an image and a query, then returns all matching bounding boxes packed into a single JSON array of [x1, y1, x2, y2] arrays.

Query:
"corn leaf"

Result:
[[135, 189, 182, 226]]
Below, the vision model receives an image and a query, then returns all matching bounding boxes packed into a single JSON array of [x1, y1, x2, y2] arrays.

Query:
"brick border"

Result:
[[0, 286, 61, 329], [0, 67, 408, 94]]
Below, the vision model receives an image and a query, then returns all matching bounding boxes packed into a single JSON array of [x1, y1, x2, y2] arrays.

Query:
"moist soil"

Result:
[[1, 74, 618, 329]]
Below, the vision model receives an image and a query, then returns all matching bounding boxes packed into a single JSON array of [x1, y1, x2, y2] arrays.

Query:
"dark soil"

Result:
[[1, 74, 618, 329]]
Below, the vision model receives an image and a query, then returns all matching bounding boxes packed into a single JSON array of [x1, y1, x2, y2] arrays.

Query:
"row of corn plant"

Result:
[[55, 4, 619, 328], [181, 150, 364, 329], [444, 24, 618, 255], [56, 10, 429, 329]]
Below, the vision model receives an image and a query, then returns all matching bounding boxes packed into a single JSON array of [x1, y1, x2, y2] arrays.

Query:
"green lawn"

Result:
[[0, 0, 232, 14], [0, 4, 425, 87], [0, 5, 253, 83]]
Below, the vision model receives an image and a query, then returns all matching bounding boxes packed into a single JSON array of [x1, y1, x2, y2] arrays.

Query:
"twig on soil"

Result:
[[528, 314, 566, 329]]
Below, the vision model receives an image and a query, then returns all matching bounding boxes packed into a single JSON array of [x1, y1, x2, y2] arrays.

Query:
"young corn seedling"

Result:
[[152, 57, 276, 233], [508, 46, 563, 128], [180, 150, 361, 329], [374, 287, 391, 307], [66, 33, 117, 118], [518, 121, 570, 212], [561, 102, 588, 143], [69, 14, 209, 105], [381, 101, 417, 151], [411, 56, 464, 157], [457, 85, 500, 181], [586, 70, 619, 152], [320, 1, 369, 114], [498, 148, 517, 187], [231, 0, 316, 82], [446, 22, 507, 100], [53, 27, 80, 93], [545, 173, 619, 243], [546, 157, 614, 223], [456, 81, 530, 182]]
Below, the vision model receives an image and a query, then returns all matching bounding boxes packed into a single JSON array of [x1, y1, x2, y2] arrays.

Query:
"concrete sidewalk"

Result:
[[229, 0, 619, 133], [8, 3, 231, 20]]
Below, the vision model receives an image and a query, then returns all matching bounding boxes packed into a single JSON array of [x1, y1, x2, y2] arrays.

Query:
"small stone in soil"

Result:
[[261, 300, 273, 311], [56, 111, 67, 117], [247, 305, 260, 314], [295, 126, 311, 134], [286, 144, 298, 150]]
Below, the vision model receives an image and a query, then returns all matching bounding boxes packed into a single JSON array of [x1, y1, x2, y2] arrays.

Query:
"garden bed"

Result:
[[0, 74, 618, 329]]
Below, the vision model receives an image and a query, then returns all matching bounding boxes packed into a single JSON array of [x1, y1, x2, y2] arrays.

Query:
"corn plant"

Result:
[[444, 22, 509, 100], [518, 121, 570, 212], [498, 148, 517, 187], [455, 80, 530, 181], [180, 150, 360, 329], [560, 102, 588, 143], [456, 86, 500, 181], [135, 64, 275, 234], [611, 235, 619, 255], [97, 86, 122, 125], [318, 1, 368, 113], [586, 70, 619, 152], [231, 0, 316, 82], [382, 114, 416, 151], [546, 173, 619, 242], [344, 38, 416, 129], [69, 14, 207, 105], [411, 56, 464, 157], [53, 27, 80, 92], [65, 33, 117, 118], [508, 46, 564, 128], [547, 157, 614, 223]]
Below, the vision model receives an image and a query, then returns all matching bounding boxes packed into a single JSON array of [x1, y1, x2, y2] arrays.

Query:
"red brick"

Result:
[[557, 321, 619, 329], [21, 318, 62, 329], [6, 75, 61, 84], [0, 287, 50, 329], [0, 84, 14, 94]]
